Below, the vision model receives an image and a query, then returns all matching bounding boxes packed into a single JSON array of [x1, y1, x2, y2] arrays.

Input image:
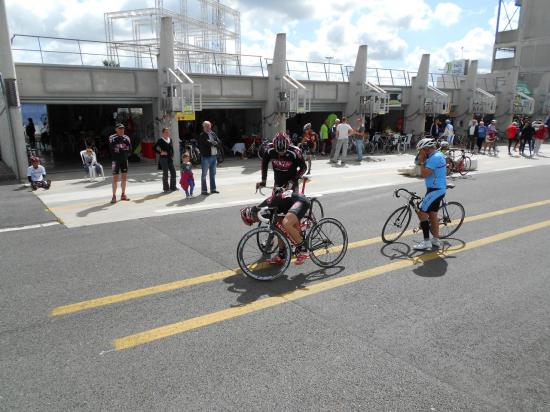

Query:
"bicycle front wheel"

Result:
[[307, 218, 348, 268], [381, 205, 412, 243], [438, 201, 465, 239], [256, 222, 278, 254], [237, 227, 291, 281]]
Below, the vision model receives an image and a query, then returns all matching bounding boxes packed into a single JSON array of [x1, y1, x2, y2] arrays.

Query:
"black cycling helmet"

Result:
[[273, 132, 290, 154]]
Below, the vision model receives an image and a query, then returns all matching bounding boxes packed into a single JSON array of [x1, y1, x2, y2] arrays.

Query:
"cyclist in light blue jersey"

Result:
[[414, 138, 447, 250]]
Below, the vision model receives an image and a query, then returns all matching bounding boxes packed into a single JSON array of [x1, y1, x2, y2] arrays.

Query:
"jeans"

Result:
[[355, 139, 364, 161], [520, 138, 532, 155], [534, 139, 543, 155], [332, 139, 348, 162], [159, 157, 176, 190], [201, 155, 217, 193]]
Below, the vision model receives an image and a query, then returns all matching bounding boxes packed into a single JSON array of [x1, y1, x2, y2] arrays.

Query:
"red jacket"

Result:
[[506, 124, 518, 139], [534, 126, 547, 140]]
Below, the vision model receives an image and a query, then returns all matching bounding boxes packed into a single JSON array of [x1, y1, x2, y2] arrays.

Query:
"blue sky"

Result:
[[6, 0, 515, 72]]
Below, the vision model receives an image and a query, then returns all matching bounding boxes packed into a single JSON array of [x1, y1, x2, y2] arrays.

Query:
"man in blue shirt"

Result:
[[414, 138, 447, 250]]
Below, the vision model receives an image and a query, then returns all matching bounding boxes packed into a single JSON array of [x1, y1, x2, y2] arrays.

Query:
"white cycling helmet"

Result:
[[439, 140, 449, 149], [303, 123, 312, 131], [416, 138, 436, 150]]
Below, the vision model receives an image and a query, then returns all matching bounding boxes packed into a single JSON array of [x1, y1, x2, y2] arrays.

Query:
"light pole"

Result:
[[325, 56, 333, 81]]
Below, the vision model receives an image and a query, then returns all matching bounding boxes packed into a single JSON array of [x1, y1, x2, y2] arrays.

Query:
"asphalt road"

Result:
[[1, 164, 549, 411]]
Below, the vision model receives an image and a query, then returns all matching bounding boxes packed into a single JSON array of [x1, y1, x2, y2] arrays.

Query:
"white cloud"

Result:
[[434, 2, 462, 26]]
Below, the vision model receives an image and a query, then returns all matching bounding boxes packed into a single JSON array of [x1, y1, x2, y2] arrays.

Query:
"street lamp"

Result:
[[325, 56, 334, 81]]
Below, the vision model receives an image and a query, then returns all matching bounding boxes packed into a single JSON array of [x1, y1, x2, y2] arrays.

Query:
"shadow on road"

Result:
[[224, 265, 345, 306], [76, 202, 116, 217]]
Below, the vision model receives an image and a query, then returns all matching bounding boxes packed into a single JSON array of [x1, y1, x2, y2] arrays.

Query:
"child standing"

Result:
[[179, 152, 195, 198]]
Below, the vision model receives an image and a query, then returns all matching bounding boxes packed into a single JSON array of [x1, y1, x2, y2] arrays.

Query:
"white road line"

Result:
[[0, 221, 60, 233]]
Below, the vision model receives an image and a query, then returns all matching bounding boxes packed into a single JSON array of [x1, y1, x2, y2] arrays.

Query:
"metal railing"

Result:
[[11, 34, 157, 69], [11, 34, 466, 89]]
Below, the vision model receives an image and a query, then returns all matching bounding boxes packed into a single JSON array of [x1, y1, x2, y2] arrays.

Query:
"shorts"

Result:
[[112, 159, 128, 175], [287, 198, 311, 220], [420, 188, 445, 213]]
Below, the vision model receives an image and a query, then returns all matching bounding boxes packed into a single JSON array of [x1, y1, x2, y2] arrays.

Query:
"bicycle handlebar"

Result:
[[394, 188, 421, 200], [257, 207, 271, 224]]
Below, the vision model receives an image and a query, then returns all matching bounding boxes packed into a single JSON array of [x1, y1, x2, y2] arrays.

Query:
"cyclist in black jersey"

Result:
[[256, 132, 307, 193], [300, 123, 317, 175], [241, 188, 311, 265]]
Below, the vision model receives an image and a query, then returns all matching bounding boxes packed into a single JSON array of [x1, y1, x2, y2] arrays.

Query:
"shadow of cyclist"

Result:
[[223, 265, 344, 306]]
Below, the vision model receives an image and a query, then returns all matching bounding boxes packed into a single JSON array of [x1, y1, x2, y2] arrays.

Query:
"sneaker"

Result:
[[211, 190, 220, 194], [110, 195, 117, 204], [294, 251, 309, 265], [120, 194, 130, 201], [267, 255, 285, 265], [413, 240, 432, 251], [201, 192, 209, 196], [431, 237, 441, 248]]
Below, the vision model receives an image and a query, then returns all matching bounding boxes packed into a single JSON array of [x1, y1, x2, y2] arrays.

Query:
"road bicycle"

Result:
[[381, 185, 465, 244], [236, 204, 348, 281], [445, 149, 472, 176]]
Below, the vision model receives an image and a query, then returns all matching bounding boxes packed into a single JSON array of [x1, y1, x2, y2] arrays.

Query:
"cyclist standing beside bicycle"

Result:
[[257, 132, 307, 193], [414, 138, 447, 250]]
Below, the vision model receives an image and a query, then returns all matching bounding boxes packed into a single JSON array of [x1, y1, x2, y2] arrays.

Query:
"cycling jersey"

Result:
[[109, 134, 131, 160], [257, 191, 311, 220], [300, 131, 316, 155], [424, 150, 447, 190], [261, 144, 307, 188]]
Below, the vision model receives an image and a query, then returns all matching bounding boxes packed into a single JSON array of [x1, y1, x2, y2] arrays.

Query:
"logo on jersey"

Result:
[[272, 159, 293, 170]]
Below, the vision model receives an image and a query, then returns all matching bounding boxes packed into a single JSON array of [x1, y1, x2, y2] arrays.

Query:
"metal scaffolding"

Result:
[[104, 0, 241, 71]]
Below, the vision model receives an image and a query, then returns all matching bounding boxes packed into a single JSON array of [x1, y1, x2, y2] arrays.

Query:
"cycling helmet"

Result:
[[273, 132, 290, 154], [303, 123, 312, 132], [439, 141, 449, 149], [240, 207, 258, 226], [416, 138, 436, 150]]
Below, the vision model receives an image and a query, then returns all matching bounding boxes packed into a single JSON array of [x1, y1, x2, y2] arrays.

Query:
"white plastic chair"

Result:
[[80, 150, 104, 182], [399, 134, 413, 152]]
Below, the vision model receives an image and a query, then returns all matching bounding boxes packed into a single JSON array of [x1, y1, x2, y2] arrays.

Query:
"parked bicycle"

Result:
[[445, 149, 472, 177], [236, 203, 348, 281], [182, 139, 201, 165], [381, 185, 465, 244]]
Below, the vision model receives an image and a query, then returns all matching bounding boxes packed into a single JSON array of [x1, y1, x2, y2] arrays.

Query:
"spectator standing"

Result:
[[430, 119, 440, 138], [154, 127, 177, 192], [443, 119, 455, 147], [332, 117, 355, 165], [319, 119, 329, 155], [506, 121, 519, 155], [354, 117, 366, 162], [533, 121, 547, 156], [477, 121, 487, 154], [197, 120, 220, 195], [109, 123, 132, 203], [300, 123, 317, 175], [180, 152, 195, 198], [520, 120, 535, 157], [329, 118, 340, 159], [485, 120, 498, 156], [467, 120, 478, 153], [25, 118, 36, 149]]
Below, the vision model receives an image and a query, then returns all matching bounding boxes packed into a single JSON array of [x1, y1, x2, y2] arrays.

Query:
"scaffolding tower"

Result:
[[104, 0, 241, 72]]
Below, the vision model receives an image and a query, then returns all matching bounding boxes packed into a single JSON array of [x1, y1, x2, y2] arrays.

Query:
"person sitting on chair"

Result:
[[81, 147, 104, 179]]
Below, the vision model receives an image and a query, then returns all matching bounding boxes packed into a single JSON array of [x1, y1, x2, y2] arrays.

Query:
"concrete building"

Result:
[[2, 0, 550, 179]]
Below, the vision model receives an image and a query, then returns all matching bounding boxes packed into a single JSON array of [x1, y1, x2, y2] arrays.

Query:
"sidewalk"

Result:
[[29, 147, 550, 228]]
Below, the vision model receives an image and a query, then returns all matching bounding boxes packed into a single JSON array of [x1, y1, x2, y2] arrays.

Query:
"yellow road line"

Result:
[[50, 198, 550, 317], [113, 219, 550, 350]]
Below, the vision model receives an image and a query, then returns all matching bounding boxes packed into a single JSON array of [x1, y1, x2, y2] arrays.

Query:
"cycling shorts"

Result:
[[288, 199, 310, 220], [420, 188, 445, 213], [112, 159, 128, 175]]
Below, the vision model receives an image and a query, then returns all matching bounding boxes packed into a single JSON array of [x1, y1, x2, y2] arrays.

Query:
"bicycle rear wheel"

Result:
[[381, 205, 412, 243], [237, 227, 291, 281], [445, 158, 454, 176], [438, 201, 465, 239], [459, 156, 471, 176], [307, 218, 348, 268], [310, 198, 324, 222]]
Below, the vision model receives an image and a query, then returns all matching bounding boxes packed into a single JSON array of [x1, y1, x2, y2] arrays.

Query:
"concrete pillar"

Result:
[[456, 60, 478, 132], [405, 54, 430, 135], [158, 16, 180, 166], [264, 33, 287, 139], [0, 0, 28, 180], [533, 72, 550, 120], [494, 68, 518, 127], [344, 45, 367, 118]]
